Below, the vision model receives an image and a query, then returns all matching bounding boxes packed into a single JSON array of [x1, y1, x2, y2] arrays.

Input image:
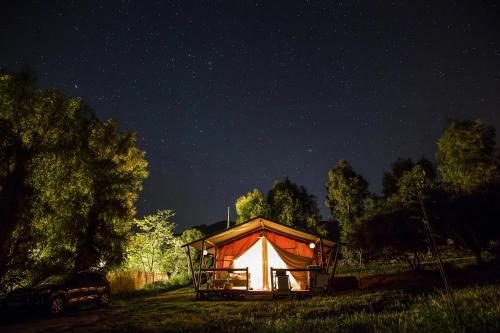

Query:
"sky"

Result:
[[1, 0, 499, 231]]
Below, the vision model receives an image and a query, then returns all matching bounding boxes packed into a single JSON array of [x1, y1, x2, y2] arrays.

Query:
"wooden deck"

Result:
[[196, 288, 324, 300]]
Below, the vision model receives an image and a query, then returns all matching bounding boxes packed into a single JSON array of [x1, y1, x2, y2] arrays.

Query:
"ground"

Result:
[[1, 261, 499, 332]]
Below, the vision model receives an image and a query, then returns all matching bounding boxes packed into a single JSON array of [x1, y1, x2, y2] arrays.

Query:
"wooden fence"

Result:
[[107, 270, 168, 294]]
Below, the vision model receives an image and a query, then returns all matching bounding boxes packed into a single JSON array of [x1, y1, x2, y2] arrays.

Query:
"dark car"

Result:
[[3, 271, 111, 315]]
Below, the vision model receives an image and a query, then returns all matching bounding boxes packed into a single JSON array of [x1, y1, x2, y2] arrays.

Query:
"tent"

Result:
[[182, 217, 338, 293]]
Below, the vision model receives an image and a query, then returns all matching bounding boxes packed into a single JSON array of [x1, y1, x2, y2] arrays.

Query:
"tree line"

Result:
[[236, 118, 500, 267], [1, 67, 498, 291]]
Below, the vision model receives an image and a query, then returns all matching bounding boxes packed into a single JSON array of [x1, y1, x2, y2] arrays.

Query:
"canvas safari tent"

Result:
[[182, 217, 340, 299]]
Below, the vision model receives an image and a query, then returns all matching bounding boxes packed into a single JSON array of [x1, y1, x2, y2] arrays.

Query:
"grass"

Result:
[[106, 284, 499, 333], [336, 255, 478, 278], [4, 283, 498, 333], [2, 260, 498, 333]]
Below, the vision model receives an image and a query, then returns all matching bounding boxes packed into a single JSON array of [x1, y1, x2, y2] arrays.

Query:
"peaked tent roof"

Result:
[[182, 217, 336, 253]]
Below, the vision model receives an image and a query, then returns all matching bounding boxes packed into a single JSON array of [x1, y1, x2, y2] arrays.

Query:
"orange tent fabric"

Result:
[[263, 230, 314, 258], [267, 240, 313, 286], [216, 231, 260, 268]]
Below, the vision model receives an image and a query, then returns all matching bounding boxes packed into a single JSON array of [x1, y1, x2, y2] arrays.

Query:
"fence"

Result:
[[107, 270, 168, 294]]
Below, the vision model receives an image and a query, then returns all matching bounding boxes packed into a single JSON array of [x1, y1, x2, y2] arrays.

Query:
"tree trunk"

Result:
[[74, 206, 100, 272], [0, 150, 32, 283]]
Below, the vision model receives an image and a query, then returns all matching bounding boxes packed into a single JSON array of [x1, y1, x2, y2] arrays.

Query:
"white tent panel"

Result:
[[267, 241, 299, 289], [233, 237, 298, 290], [233, 237, 264, 290]]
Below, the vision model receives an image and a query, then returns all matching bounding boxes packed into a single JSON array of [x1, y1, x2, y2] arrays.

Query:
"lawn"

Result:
[[3, 282, 499, 333]]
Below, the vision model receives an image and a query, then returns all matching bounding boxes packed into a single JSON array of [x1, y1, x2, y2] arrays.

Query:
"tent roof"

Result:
[[182, 217, 336, 252]]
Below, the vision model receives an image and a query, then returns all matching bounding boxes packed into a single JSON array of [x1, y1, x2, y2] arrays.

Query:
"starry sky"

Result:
[[1, 1, 499, 231]]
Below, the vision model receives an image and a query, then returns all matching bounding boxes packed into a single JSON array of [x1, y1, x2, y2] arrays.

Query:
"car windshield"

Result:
[[36, 274, 71, 286]]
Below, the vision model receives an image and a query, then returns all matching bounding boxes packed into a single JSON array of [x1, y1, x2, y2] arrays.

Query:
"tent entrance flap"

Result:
[[233, 237, 299, 290]]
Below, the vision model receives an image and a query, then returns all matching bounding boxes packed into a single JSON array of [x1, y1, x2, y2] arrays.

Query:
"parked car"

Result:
[[3, 271, 111, 315]]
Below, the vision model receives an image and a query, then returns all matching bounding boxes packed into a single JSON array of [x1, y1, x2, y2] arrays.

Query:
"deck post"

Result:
[[270, 267, 274, 293], [246, 267, 249, 291], [185, 246, 197, 288]]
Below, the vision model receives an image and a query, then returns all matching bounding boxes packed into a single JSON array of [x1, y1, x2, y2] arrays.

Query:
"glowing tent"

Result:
[[182, 217, 338, 296]]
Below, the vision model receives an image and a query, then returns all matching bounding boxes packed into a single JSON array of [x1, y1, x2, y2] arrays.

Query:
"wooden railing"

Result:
[[270, 267, 323, 293], [198, 268, 249, 291]]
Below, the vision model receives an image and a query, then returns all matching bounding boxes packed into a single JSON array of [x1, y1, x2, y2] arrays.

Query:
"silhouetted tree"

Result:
[[267, 177, 323, 235], [325, 160, 369, 243], [235, 188, 271, 224], [436, 119, 499, 264], [382, 157, 436, 198], [436, 118, 497, 193]]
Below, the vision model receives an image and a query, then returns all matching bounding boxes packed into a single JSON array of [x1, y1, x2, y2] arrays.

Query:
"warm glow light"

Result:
[[309, 242, 316, 249], [233, 238, 264, 290], [232, 238, 299, 290], [203, 250, 208, 255], [267, 242, 299, 289]]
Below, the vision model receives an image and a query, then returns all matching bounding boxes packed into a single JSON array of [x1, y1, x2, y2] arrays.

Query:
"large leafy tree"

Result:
[[267, 177, 323, 235], [0, 68, 148, 287], [0, 68, 94, 283], [436, 118, 498, 193], [435, 119, 499, 263], [72, 120, 148, 271], [325, 160, 369, 243], [235, 188, 270, 224]]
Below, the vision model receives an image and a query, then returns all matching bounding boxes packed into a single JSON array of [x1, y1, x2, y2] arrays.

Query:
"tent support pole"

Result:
[[246, 267, 249, 291], [320, 239, 325, 267], [197, 240, 205, 293], [325, 250, 333, 272], [270, 267, 274, 294], [328, 243, 341, 293], [186, 246, 197, 288]]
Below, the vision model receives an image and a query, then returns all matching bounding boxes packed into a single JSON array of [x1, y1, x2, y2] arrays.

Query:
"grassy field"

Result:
[[2, 259, 499, 333], [3, 282, 499, 333]]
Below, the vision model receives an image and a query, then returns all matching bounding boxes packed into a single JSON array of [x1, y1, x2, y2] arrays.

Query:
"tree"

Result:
[[436, 118, 498, 193], [127, 210, 177, 274], [355, 202, 428, 269], [0, 68, 148, 287], [235, 188, 270, 224], [325, 160, 369, 243], [178, 228, 205, 274], [0, 68, 96, 283], [72, 119, 148, 272], [435, 119, 500, 264], [382, 157, 436, 198], [267, 177, 323, 235]]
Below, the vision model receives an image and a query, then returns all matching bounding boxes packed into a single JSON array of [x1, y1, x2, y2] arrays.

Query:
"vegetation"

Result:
[[234, 177, 325, 235], [235, 188, 270, 224], [3, 281, 498, 332], [1, 67, 499, 333], [325, 160, 369, 243], [436, 119, 498, 193], [126, 210, 178, 274], [267, 177, 323, 234], [0, 68, 148, 289]]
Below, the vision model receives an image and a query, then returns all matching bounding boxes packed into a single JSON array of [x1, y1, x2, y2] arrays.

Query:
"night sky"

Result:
[[1, 1, 499, 231]]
